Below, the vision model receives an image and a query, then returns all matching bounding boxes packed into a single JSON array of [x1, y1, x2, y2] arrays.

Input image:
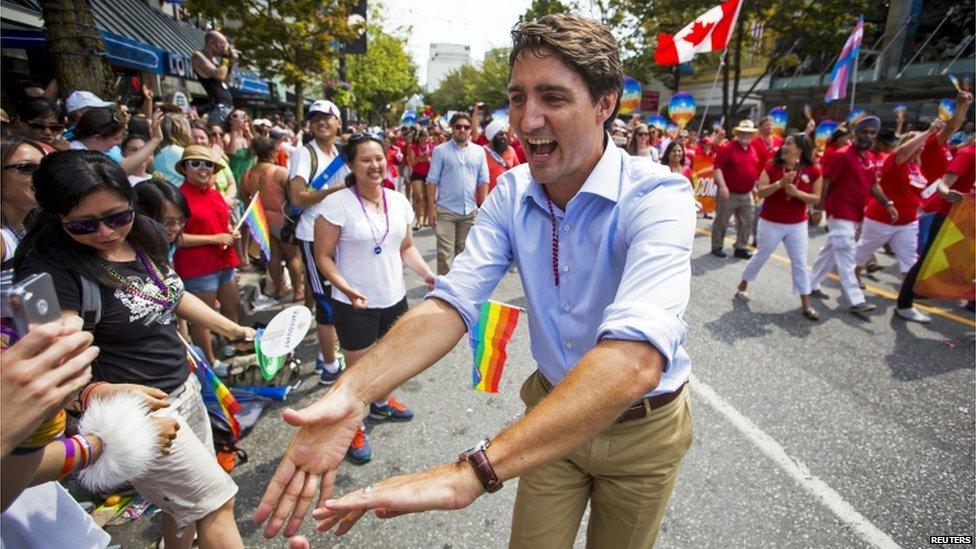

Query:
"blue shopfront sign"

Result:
[[101, 32, 164, 73]]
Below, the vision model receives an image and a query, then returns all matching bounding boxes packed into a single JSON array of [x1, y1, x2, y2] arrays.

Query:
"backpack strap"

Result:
[[78, 274, 102, 332], [305, 143, 318, 186]]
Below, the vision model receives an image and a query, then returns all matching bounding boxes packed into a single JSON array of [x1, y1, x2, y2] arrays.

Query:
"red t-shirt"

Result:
[[473, 133, 489, 147], [919, 132, 951, 183], [822, 143, 842, 170], [760, 163, 821, 224], [750, 134, 783, 170], [714, 141, 761, 194], [864, 155, 927, 225], [174, 183, 240, 279], [923, 144, 975, 216], [822, 145, 881, 222], [484, 146, 519, 193], [511, 137, 527, 164]]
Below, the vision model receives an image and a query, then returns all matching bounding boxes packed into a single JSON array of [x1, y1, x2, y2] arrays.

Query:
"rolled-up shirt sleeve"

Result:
[[426, 146, 442, 185], [426, 181, 514, 332], [597, 175, 696, 371]]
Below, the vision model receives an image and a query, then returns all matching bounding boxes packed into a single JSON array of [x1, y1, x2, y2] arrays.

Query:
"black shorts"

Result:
[[409, 172, 427, 182], [299, 239, 334, 325], [332, 297, 408, 351]]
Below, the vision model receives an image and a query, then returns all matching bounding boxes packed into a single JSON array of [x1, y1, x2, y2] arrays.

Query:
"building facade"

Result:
[[426, 43, 470, 91]]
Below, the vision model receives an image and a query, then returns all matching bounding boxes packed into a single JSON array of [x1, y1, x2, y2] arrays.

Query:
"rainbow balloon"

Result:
[[619, 76, 642, 116], [769, 106, 788, 136], [647, 114, 668, 132], [814, 120, 838, 150], [668, 92, 696, 128], [938, 98, 955, 121], [846, 108, 865, 124], [666, 122, 679, 138]]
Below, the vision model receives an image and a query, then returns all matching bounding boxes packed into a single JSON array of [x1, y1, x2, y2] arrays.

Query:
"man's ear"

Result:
[[598, 91, 619, 127]]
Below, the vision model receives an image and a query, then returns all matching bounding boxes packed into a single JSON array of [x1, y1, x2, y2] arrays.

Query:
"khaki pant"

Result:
[[434, 205, 476, 275], [712, 192, 754, 251], [509, 371, 693, 549]]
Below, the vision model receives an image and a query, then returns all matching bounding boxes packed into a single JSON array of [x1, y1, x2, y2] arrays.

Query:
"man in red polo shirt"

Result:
[[712, 120, 761, 258], [809, 115, 898, 316]]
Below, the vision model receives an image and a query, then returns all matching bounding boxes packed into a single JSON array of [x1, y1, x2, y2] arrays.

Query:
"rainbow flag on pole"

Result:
[[182, 337, 241, 440], [470, 300, 522, 393], [240, 192, 272, 262]]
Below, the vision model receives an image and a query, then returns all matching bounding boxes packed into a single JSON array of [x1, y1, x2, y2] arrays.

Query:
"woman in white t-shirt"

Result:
[[311, 133, 435, 465]]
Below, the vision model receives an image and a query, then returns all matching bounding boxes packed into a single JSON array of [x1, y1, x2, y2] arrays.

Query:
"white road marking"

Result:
[[689, 374, 902, 549]]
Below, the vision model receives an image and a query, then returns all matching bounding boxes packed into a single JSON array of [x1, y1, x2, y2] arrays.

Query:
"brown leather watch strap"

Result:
[[462, 446, 503, 493]]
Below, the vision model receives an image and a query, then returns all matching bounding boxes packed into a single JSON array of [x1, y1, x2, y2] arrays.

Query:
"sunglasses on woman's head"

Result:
[[61, 209, 135, 235], [3, 163, 40, 176], [185, 159, 215, 169], [27, 121, 65, 132]]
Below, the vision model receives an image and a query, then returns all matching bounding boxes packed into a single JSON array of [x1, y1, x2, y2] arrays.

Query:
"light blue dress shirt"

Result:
[[428, 141, 695, 397], [426, 139, 489, 215]]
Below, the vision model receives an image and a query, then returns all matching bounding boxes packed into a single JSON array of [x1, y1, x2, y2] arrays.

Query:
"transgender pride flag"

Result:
[[824, 16, 864, 104]]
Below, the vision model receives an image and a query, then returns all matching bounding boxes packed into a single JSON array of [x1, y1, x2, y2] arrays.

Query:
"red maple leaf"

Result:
[[683, 20, 715, 46]]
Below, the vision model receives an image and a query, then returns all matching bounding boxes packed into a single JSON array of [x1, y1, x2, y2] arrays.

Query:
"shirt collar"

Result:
[[524, 134, 621, 210]]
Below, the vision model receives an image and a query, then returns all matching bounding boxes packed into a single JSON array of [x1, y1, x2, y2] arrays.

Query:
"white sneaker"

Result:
[[895, 307, 931, 323], [252, 293, 279, 311]]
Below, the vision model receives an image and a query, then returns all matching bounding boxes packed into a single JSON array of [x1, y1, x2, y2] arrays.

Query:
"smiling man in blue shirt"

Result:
[[256, 14, 696, 549]]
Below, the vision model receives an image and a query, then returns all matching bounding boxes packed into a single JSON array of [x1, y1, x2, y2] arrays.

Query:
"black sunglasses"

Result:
[[61, 209, 134, 235], [3, 162, 40, 176], [185, 159, 215, 169], [27, 121, 65, 132]]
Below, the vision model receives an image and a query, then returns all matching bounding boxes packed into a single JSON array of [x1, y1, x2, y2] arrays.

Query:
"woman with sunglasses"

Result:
[[173, 145, 245, 372], [627, 123, 660, 162], [735, 133, 823, 320], [1, 137, 45, 268], [311, 133, 435, 464], [13, 149, 248, 548], [11, 99, 65, 150], [71, 108, 163, 178], [192, 122, 237, 206]]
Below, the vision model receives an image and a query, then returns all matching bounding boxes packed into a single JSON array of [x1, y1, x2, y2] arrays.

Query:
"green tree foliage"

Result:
[[185, 0, 362, 120], [346, 16, 421, 126], [426, 48, 511, 113], [519, 0, 573, 22]]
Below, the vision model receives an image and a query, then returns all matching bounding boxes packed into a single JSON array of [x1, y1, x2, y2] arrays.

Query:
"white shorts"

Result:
[[130, 374, 238, 529]]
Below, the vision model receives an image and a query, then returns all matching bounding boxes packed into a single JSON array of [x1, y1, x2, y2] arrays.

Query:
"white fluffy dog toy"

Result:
[[76, 392, 160, 492]]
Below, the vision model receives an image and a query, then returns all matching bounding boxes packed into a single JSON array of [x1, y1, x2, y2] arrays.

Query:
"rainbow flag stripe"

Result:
[[242, 192, 272, 262], [470, 301, 521, 393], [186, 346, 241, 440]]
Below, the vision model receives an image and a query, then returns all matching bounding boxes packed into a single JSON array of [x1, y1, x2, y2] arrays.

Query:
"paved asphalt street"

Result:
[[107, 217, 975, 548]]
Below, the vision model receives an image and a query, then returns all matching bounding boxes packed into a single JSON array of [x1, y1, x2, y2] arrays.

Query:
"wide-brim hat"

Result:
[[176, 144, 225, 174], [733, 119, 759, 134]]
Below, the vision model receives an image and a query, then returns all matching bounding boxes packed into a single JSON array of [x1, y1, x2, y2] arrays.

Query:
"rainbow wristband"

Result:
[[72, 435, 92, 470], [58, 437, 76, 479]]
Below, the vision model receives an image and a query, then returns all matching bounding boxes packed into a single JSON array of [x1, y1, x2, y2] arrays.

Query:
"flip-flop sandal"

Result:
[[802, 307, 820, 321]]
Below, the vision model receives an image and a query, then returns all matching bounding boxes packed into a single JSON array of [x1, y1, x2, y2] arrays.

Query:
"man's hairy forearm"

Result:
[[489, 339, 664, 482], [336, 299, 466, 405]]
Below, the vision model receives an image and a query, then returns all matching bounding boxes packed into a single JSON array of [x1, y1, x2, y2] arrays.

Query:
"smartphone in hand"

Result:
[[8, 273, 62, 335]]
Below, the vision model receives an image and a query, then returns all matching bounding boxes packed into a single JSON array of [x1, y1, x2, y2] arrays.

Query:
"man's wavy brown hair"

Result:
[[509, 13, 623, 131]]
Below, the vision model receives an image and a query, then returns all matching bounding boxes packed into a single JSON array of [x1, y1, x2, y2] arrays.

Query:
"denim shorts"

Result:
[[182, 267, 236, 293]]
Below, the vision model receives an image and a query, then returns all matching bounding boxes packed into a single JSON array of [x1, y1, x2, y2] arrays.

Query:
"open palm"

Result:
[[253, 386, 365, 538]]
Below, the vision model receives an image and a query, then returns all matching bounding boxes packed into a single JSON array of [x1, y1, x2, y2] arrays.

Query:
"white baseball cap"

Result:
[[253, 118, 272, 127], [485, 119, 508, 142], [66, 90, 115, 113], [308, 99, 341, 119]]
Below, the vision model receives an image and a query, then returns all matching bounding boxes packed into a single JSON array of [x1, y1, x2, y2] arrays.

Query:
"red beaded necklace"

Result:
[[542, 186, 559, 286]]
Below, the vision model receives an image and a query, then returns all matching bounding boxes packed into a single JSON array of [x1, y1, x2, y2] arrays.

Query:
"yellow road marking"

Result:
[[695, 227, 976, 328]]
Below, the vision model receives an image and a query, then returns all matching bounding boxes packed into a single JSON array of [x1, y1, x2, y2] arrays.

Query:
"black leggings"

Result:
[[897, 214, 945, 309]]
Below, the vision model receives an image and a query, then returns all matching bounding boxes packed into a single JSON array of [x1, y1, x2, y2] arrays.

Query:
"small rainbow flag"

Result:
[[182, 337, 241, 440], [240, 192, 271, 262], [470, 300, 521, 393]]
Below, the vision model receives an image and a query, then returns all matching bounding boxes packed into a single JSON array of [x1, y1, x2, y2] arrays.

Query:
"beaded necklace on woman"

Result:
[[351, 185, 390, 255], [98, 244, 176, 309]]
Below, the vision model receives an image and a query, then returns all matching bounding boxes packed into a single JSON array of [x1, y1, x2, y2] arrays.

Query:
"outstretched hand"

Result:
[[311, 462, 485, 536], [253, 385, 366, 538]]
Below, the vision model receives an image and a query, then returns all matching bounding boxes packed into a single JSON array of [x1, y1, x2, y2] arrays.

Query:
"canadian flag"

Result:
[[655, 0, 743, 66]]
